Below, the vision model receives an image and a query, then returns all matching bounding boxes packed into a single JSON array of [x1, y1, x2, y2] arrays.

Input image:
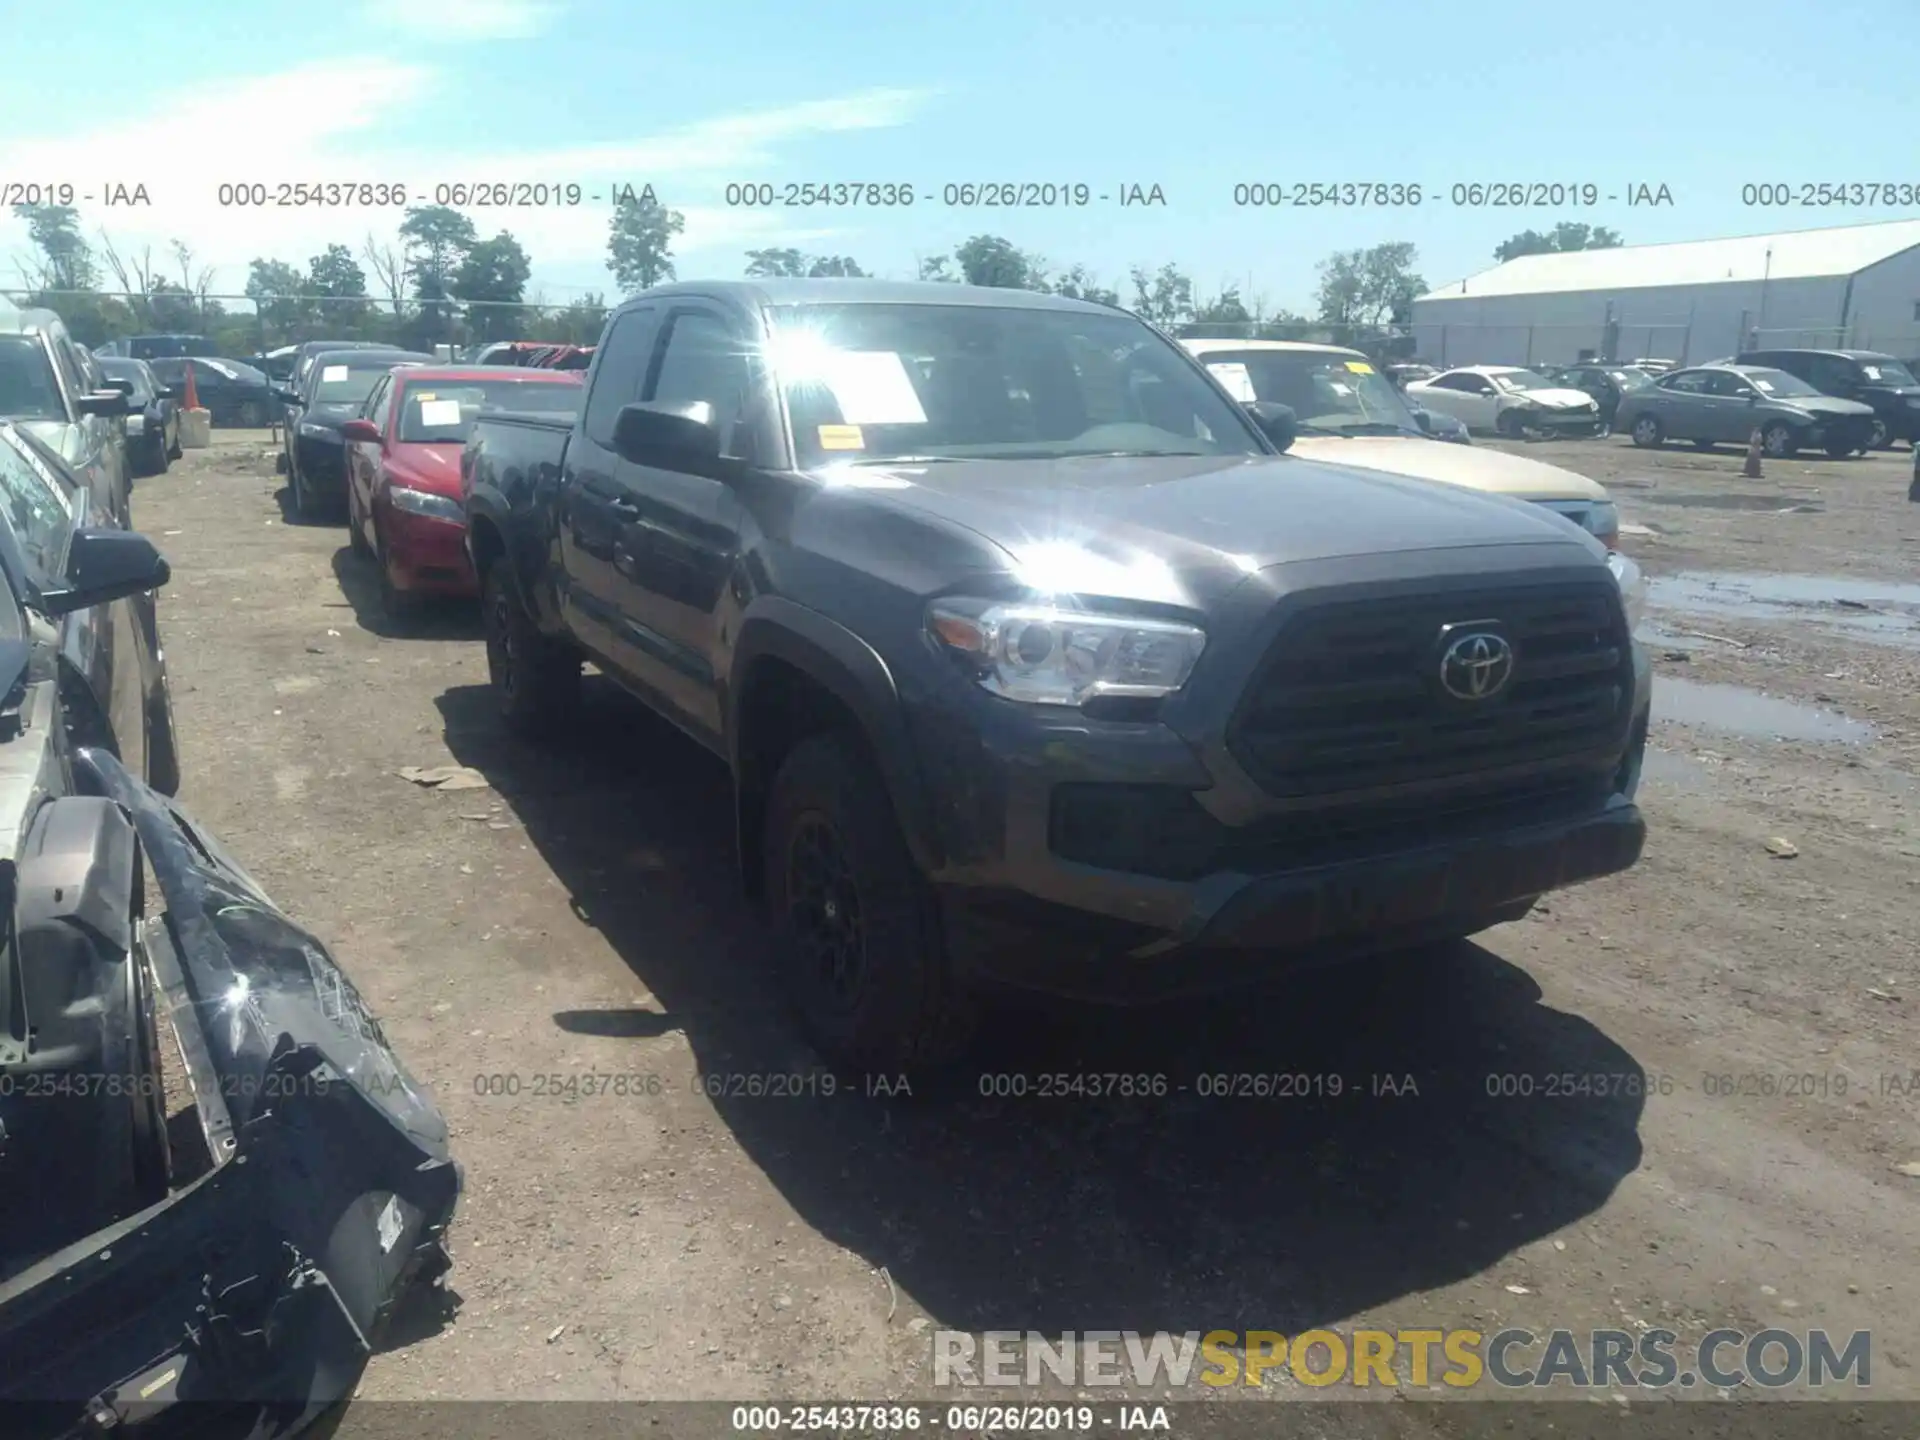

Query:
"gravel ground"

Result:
[[133, 431, 1919, 1421]]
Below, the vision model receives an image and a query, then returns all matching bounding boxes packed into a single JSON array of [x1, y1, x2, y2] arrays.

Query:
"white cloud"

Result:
[[382, 0, 560, 40], [0, 68, 934, 298]]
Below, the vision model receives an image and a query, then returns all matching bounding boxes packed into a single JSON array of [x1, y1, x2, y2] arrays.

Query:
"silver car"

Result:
[[1618, 364, 1878, 459]]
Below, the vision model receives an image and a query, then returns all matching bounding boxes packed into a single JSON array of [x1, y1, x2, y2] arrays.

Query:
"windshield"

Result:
[[97, 359, 154, 401], [768, 304, 1263, 467], [0, 336, 67, 421], [398, 379, 581, 443], [1607, 369, 1653, 389], [1490, 370, 1557, 392], [314, 363, 401, 405], [1742, 368, 1821, 398], [1204, 351, 1421, 436], [1860, 359, 1917, 386]]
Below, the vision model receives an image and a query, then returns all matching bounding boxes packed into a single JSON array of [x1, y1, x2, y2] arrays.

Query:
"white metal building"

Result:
[[1410, 220, 1920, 368]]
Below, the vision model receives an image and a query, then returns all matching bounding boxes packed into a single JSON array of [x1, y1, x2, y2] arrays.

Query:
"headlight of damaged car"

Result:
[[388, 486, 465, 522], [928, 599, 1206, 705]]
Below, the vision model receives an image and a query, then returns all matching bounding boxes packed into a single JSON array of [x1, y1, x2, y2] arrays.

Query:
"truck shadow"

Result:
[[435, 677, 1647, 1336]]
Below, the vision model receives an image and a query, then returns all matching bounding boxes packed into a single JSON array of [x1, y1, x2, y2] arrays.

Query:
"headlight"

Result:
[[387, 486, 465, 523], [1585, 500, 1619, 550], [1608, 551, 1647, 633], [298, 421, 335, 438], [927, 599, 1206, 705]]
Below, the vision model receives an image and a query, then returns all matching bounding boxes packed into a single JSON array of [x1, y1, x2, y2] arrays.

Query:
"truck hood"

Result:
[[839, 451, 1596, 609], [14, 421, 81, 466], [1288, 435, 1607, 501], [0, 748, 461, 1436]]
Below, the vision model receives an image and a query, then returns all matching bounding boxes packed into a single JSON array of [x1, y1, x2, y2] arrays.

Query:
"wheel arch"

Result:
[[728, 598, 943, 901]]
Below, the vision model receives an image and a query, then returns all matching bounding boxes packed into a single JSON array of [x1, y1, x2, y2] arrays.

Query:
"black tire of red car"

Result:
[[762, 732, 977, 1076], [1762, 422, 1798, 458], [483, 562, 581, 738], [349, 491, 374, 559], [377, 538, 422, 623], [1629, 415, 1663, 447]]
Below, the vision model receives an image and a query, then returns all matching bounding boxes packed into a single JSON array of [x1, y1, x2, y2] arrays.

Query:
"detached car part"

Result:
[[0, 749, 461, 1438]]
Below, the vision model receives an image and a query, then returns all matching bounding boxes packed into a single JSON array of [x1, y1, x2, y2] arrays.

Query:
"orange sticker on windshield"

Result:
[[818, 424, 865, 450], [1344, 361, 1375, 374]]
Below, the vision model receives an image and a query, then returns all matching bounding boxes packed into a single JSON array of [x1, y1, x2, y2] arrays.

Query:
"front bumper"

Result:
[[914, 635, 1652, 1003], [293, 434, 347, 494], [381, 503, 477, 596], [1523, 408, 1604, 436]]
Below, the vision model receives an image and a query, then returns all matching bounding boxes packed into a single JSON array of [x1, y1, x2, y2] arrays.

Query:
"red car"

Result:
[[341, 366, 583, 615]]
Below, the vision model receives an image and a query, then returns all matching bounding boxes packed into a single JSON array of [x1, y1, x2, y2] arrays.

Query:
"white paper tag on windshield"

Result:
[[320, 365, 348, 383], [1207, 362, 1257, 402], [418, 399, 462, 426], [817, 351, 927, 425]]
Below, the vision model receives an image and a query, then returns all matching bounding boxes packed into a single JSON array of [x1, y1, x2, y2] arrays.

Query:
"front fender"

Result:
[[728, 597, 944, 879]]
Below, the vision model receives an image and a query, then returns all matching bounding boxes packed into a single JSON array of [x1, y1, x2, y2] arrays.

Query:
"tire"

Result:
[[763, 733, 976, 1074], [1629, 415, 1663, 447], [1866, 418, 1890, 450], [238, 400, 268, 429], [1761, 422, 1797, 458], [1825, 436, 1855, 459], [482, 562, 581, 738], [148, 432, 170, 476], [166, 421, 182, 460], [348, 487, 374, 559], [1496, 409, 1527, 439], [377, 537, 421, 622]]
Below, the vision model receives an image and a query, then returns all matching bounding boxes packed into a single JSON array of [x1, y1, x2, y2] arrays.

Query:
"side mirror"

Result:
[[612, 401, 722, 468], [75, 390, 130, 418], [36, 529, 170, 616], [275, 386, 303, 407], [1243, 400, 1296, 453], [1411, 408, 1433, 434], [102, 377, 136, 397], [340, 419, 383, 444]]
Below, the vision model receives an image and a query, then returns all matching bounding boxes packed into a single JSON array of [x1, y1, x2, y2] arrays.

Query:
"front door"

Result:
[[604, 305, 761, 743]]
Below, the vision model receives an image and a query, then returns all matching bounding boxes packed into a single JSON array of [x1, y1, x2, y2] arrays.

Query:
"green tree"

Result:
[[245, 258, 310, 341], [954, 234, 1045, 289], [533, 292, 609, 344], [307, 243, 371, 330], [1493, 222, 1624, 263], [1314, 242, 1424, 330], [805, 254, 866, 277], [146, 280, 198, 331], [917, 254, 957, 282], [1129, 263, 1195, 329], [11, 203, 98, 291], [455, 231, 533, 341], [1191, 286, 1252, 326], [1048, 264, 1120, 306], [607, 189, 684, 296], [744, 247, 808, 277], [399, 204, 479, 341]]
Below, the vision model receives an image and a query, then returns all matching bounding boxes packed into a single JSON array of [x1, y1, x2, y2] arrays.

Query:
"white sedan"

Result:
[[1405, 366, 1605, 438]]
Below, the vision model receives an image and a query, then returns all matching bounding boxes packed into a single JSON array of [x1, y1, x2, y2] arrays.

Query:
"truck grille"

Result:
[[1229, 581, 1631, 798]]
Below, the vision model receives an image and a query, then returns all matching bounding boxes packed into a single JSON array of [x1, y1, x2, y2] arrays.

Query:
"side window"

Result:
[[49, 338, 85, 407], [1429, 375, 1465, 391], [1809, 357, 1858, 391], [1704, 371, 1750, 397], [643, 311, 758, 461], [1462, 375, 1495, 394], [582, 307, 660, 448], [0, 439, 75, 576]]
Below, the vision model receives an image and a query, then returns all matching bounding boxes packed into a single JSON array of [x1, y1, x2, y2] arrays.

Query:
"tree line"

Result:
[[8, 197, 1623, 356]]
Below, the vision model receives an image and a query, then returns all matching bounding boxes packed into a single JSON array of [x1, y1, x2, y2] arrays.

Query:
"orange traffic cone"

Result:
[[178, 359, 212, 450], [1743, 427, 1763, 479]]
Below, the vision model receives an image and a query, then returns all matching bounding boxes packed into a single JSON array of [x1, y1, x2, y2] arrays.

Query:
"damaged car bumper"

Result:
[[0, 748, 461, 1439]]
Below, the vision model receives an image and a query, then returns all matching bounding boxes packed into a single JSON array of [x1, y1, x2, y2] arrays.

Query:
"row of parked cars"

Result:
[[0, 300, 463, 1430], [1389, 348, 1920, 460]]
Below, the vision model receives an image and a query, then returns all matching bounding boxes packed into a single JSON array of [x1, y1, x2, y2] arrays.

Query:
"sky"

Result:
[[3, 0, 1918, 316]]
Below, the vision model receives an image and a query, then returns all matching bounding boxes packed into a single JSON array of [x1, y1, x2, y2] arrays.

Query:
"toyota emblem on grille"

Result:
[[1439, 630, 1514, 701]]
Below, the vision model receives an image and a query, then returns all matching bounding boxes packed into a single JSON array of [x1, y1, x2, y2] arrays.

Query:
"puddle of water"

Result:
[[1641, 748, 1716, 789], [1653, 676, 1874, 743], [1646, 571, 1920, 651], [1637, 492, 1823, 511]]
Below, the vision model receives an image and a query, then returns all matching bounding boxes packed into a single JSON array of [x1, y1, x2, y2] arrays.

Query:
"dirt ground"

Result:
[[133, 430, 1918, 1415]]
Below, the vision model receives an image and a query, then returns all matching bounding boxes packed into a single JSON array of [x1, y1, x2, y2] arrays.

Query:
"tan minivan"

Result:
[[1182, 338, 1645, 628]]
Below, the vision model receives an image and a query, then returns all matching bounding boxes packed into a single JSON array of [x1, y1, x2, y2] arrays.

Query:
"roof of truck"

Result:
[[627, 278, 1118, 314]]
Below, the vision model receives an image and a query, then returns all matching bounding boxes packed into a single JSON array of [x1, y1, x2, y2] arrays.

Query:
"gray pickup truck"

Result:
[[462, 280, 1650, 1072]]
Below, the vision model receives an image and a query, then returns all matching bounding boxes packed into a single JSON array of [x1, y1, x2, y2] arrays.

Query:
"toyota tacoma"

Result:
[[462, 280, 1651, 1072]]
